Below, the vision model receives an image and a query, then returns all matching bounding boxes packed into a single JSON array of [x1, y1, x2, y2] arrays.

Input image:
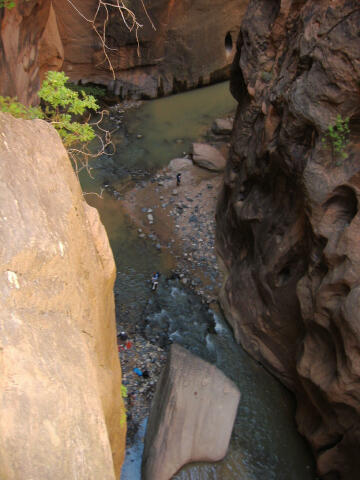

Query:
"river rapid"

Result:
[[81, 82, 317, 480]]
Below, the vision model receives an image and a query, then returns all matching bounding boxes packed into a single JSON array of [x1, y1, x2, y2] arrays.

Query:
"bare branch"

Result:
[[65, 0, 156, 78]]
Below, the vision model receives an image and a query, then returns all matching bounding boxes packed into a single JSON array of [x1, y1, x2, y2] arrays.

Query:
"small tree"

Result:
[[0, 1, 15, 9], [323, 115, 350, 161], [0, 71, 112, 178], [38, 71, 99, 147]]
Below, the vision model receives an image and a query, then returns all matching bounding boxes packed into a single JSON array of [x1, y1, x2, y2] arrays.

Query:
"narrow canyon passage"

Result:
[[82, 82, 316, 480]]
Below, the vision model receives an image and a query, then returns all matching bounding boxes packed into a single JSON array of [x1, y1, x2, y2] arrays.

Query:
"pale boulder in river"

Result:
[[142, 343, 241, 480], [0, 113, 126, 479]]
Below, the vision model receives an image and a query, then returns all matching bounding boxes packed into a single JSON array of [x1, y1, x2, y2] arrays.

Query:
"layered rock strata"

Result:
[[0, 112, 126, 479], [216, 1, 360, 479], [142, 343, 240, 480]]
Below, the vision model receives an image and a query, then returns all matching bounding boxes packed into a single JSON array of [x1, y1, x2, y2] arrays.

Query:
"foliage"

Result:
[[119, 409, 127, 427], [0, 0, 15, 9], [0, 96, 42, 119], [121, 385, 128, 398], [323, 115, 350, 160], [66, 82, 107, 100], [38, 71, 99, 147]]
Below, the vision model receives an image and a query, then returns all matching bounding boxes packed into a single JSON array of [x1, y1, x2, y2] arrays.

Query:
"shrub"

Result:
[[0, 96, 42, 119], [66, 82, 107, 100], [121, 385, 128, 398], [38, 71, 99, 147], [0, 1, 15, 9], [323, 115, 350, 160]]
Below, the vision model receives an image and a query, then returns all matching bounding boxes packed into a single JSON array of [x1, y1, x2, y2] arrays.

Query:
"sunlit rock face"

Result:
[[52, 0, 249, 98], [0, 112, 126, 479], [216, 1, 360, 478], [0, 0, 53, 105]]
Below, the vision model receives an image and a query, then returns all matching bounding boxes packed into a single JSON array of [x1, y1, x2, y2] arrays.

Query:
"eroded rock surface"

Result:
[[0, 0, 52, 105], [52, 0, 249, 98], [142, 343, 240, 480], [216, 1, 360, 478], [0, 112, 126, 479]]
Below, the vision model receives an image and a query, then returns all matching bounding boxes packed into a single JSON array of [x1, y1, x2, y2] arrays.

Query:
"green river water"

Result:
[[81, 82, 317, 480]]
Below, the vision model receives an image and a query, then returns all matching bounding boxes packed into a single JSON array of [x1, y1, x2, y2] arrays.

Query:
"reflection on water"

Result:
[[80, 82, 236, 194]]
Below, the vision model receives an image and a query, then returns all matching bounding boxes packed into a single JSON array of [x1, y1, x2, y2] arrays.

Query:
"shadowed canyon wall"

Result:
[[0, 112, 126, 479], [51, 0, 249, 99], [216, 1, 360, 478], [0, 0, 249, 103]]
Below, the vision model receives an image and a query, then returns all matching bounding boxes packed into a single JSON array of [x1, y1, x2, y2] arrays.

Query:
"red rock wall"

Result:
[[216, 1, 360, 478], [52, 0, 249, 98], [0, 0, 51, 105]]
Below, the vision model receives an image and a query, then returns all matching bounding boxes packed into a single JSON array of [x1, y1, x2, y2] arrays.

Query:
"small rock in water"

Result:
[[136, 134, 143, 139], [172, 189, 179, 196]]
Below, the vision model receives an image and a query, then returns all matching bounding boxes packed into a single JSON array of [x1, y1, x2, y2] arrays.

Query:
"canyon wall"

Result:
[[0, 0, 63, 106], [216, 1, 360, 479], [0, 112, 126, 479], [51, 0, 248, 99], [0, 0, 249, 104]]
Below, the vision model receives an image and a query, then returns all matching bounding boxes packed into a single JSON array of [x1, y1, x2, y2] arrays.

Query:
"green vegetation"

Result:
[[0, 0, 15, 9], [121, 385, 128, 398], [0, 71, 100, 149], [323, 115, 350, 161], [39, 71, 99, 147], [119, 409, 127, 427], [0, 96, 42, 119], [66, 82, 107, 101]]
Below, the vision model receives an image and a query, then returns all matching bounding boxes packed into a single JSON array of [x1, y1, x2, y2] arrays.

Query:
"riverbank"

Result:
[[118, 130, 230, 443]]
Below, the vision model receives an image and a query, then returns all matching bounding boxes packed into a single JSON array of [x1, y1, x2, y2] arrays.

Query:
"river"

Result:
[[81, 82, 317, 480]]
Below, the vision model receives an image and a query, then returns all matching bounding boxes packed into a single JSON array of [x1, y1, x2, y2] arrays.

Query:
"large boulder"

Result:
[[0, 112, 126, 479], [212, 117, 234, 135], [192, 143, 226, 172], [168, 157, 193, 171], [216, 1, 360, 478], [142, 343, 240, 480]]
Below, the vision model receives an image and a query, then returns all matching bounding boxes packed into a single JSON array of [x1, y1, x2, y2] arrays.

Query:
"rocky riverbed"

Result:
[[116, 124, 231, 444]]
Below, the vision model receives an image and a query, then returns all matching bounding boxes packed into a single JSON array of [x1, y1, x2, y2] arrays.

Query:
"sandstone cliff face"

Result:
[[216, 1, 360, 478], [52, 0, 248, 98], [0, 112, 126, 479], [0, 0, 50, 105], [0, 0, 64, 106]]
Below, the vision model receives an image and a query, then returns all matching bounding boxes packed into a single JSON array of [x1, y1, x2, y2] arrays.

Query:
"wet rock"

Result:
[[142, 344, 240, 480]]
